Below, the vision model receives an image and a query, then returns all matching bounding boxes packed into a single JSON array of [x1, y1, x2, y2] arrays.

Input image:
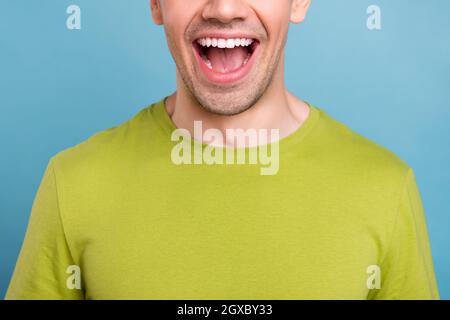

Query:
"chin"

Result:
[[193, 91, 259, 116]]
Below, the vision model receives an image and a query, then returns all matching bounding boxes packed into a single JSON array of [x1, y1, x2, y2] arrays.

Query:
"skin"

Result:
[[150, 0, 312, 146]]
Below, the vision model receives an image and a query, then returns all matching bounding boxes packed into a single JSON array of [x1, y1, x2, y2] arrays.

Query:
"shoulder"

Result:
[[313, 106, 411, 173], [307, 105, 413, 198], [49, 103, 156, 179]]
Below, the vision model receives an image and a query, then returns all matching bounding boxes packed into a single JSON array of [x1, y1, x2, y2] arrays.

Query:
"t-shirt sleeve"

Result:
[[5, 158, 84, 300], [371, 168, 440, 300]]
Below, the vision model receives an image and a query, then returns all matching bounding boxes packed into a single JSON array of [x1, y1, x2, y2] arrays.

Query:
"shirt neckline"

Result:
[[148, 97, 321, 154]]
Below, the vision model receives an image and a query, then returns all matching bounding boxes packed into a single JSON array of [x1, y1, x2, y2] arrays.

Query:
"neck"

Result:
[[165, 56, 310, 147]]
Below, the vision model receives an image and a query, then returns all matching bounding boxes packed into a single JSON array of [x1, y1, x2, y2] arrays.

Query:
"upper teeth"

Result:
[[197, 38, 254, 49]]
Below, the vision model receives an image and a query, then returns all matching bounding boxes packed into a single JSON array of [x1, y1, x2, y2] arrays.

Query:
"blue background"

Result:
[[1, 0, 449, 299]]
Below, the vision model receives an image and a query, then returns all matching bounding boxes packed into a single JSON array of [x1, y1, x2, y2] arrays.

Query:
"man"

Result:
[[6, 0, 439, 299]]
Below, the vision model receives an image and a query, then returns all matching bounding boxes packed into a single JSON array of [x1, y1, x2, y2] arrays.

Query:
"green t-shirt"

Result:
[[6, 100, 439, 299]]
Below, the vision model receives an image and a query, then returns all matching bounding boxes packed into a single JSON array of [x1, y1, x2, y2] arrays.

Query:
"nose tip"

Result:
[[202, 0, 249, 24]]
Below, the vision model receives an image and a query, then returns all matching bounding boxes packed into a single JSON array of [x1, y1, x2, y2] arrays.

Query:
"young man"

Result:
[[7, 0, 439, 299]]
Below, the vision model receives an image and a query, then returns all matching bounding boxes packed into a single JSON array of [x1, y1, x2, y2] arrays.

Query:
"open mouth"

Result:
[[192, 36, 260, 85]]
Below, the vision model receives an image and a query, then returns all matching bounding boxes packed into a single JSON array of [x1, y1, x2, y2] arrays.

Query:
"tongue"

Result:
[[206, 47, 248, 73]]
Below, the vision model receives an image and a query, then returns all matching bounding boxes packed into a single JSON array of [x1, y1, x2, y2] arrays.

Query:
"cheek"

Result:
[[248, 0, 292, 15], [160, 0, 197, 40], [248, 0, 291, 39], [161, 0, 196, 20]]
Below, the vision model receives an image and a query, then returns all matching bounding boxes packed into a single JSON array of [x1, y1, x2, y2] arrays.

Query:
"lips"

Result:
[[192, 36, 260, 85]]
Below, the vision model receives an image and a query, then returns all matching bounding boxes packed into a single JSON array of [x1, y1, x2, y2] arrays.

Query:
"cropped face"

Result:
[[151, 0, 310, 115]]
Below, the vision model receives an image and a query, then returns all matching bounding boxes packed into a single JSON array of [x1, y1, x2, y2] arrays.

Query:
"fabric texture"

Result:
[[6, 100, 440, 299]]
